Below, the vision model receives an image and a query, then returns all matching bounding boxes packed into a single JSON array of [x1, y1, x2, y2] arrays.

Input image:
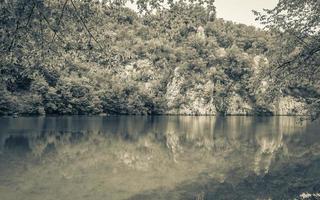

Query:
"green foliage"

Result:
[[0, 0, 273, 116], [254, 0, 320, 119]]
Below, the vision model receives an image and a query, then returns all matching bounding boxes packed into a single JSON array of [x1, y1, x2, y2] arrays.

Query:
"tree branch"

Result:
[[70, 0, 109, 57], [24, 3, 35, 28], [51, 0, 69, 43], [8, 19, 20, 52], [35, 5, 66, 45]]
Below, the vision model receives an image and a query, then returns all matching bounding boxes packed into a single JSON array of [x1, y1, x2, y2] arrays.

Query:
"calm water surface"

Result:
[[0, 116, 319, 200]]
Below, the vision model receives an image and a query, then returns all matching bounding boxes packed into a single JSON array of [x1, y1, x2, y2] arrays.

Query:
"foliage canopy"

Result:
[[254, 0, 320, 118]]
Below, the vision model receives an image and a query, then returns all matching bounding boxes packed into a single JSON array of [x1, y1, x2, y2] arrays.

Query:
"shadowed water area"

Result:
[[0, 116, 319, 200]]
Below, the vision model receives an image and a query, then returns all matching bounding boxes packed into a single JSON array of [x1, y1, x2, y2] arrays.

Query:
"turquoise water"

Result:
[[0, 116, 319, 200]]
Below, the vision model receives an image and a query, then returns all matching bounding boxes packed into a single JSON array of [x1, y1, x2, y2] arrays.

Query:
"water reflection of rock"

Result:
[[0, 116, 318, 200], [253, 117, 306, 174], [163, 116, 217, 162], [0, 116, 309, 166]]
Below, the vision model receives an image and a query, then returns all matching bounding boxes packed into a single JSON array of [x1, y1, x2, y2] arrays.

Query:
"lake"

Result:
[[0, 116, 319, 200]]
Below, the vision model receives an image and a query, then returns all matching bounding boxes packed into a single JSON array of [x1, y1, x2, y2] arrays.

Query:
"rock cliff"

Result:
[[122, 58, 308, 116]]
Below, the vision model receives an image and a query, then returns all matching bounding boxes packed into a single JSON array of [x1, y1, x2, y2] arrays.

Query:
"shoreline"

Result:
[[0, 113, 310, 118]]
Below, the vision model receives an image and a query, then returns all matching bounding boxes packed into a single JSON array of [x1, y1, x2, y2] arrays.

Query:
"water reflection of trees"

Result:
[[0, 116, 310, 170], [129, 158, 320, 200], [1, 116, 319, 200]]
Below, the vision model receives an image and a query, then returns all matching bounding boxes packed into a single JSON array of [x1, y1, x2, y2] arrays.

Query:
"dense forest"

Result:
[[0, 0, 319, 116]]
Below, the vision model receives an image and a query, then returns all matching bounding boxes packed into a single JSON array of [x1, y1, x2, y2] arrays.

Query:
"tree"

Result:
[[254, 0, 320, 119], [2, 0, 281, 116]]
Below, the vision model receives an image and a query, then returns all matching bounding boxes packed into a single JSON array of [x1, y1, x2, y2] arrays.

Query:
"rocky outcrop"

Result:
[[114, 58, 308, 116], [165, 67, 217, 115], [251, 56, 308, 116], [167, 97, 217, 115], [226, 93, 253, 115], [271, 96, 308, 115]]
